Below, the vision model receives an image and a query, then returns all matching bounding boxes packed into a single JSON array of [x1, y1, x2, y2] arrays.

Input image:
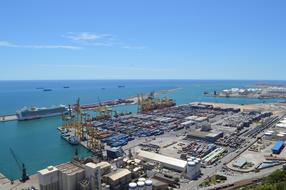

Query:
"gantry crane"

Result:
[[137, 92, 176, 113]]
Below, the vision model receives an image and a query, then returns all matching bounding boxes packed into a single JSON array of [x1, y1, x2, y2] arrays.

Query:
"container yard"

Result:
[[58, 99, 270, 153], [2, 100, 286, 190]]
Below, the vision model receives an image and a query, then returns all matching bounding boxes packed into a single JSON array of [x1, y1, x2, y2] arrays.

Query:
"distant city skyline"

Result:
[[0, 0, 285, 80]]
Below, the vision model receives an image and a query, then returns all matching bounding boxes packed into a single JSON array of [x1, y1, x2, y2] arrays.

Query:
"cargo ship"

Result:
[[16, 105, 68, 120]]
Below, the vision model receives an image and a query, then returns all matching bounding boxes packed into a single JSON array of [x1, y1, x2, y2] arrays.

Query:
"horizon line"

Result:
[[1, 79, 286, 82]]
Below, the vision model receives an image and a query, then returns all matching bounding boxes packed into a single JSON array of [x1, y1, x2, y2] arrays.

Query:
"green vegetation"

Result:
[[242, 169, 286, 190], [199, 175, 227, 187]]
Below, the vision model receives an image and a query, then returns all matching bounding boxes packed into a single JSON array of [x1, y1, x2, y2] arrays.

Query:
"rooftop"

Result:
[[57, 162, 84, 176], [137, 150, 187, 171], [233, 158, 247, 168], [104, 168, 131, 181], [93, 161, 111, 169], [272, 140, 284, 151], [38, 166, 58, 175]]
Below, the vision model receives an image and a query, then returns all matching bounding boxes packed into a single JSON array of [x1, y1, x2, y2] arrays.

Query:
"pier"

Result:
[[0, 114, 18, 122], [78, 98, 135, 110]]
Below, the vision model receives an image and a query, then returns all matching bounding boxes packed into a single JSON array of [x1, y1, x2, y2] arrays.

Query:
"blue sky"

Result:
[[0, 0, 285, 80]]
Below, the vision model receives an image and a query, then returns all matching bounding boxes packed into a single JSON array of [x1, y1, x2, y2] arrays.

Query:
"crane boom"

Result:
[[9, 148, 29, 182], [9, 148, 21, 171]]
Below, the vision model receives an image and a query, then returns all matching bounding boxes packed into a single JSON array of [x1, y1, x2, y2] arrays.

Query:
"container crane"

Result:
[[9, 148, 29, 182]]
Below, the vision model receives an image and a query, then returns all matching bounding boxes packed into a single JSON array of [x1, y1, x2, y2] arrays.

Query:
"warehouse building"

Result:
[[187, 131, 223, 143], [103, 168, 131, 190], [206, 132, 224, 143], [137, 150, 187, 172]]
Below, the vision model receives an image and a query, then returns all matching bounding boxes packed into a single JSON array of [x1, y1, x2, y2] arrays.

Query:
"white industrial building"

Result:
[[38, 162, 108, 190], [57, 162, 85, 190], [38, 166, 60, 190], [136, 150, 187, 172], [85, 163, 102, 190]]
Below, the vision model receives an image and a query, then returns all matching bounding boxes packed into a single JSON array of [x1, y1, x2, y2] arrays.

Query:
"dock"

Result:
[[0, 172, 39, 190], [0, 114, 18, 122], [0, 172, 11, 188]]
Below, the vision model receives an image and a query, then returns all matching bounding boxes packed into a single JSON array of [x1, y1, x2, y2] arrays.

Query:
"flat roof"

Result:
[[181, 120, 195, 125], [137, 150, 187, 171], [94, 161, 111, 168], [57, 162, 84, 175], [105, 168, 131, 181], [38, 166, 58, 175], [272, 140, 284, 151], [206, 132, 223, 138], [233, 158, 247, 168], [188, 130, 209, 138]]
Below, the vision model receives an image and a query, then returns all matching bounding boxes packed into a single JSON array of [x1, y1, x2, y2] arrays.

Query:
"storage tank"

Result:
[[187, 158, 192, 162], [187, 156, 195, 162], [129, 182, 137, 190], [137, 181, 145, 190], [187, 161, 196, 179], [195, 158, 201, 175], [194, 159, 199, 175], [145, 179, 152, 190], [105, 184, 110, 190]]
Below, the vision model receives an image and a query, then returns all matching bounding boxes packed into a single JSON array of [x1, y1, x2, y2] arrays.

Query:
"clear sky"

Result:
[[0, 0, 285, 80]]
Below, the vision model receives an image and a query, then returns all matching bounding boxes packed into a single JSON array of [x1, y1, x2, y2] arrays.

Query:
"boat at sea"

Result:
[[16, 105, 68, 121], [43, 89, 52, 92]]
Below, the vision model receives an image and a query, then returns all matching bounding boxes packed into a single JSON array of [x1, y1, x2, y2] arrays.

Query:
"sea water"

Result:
[[0, 80, 284, 180]]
